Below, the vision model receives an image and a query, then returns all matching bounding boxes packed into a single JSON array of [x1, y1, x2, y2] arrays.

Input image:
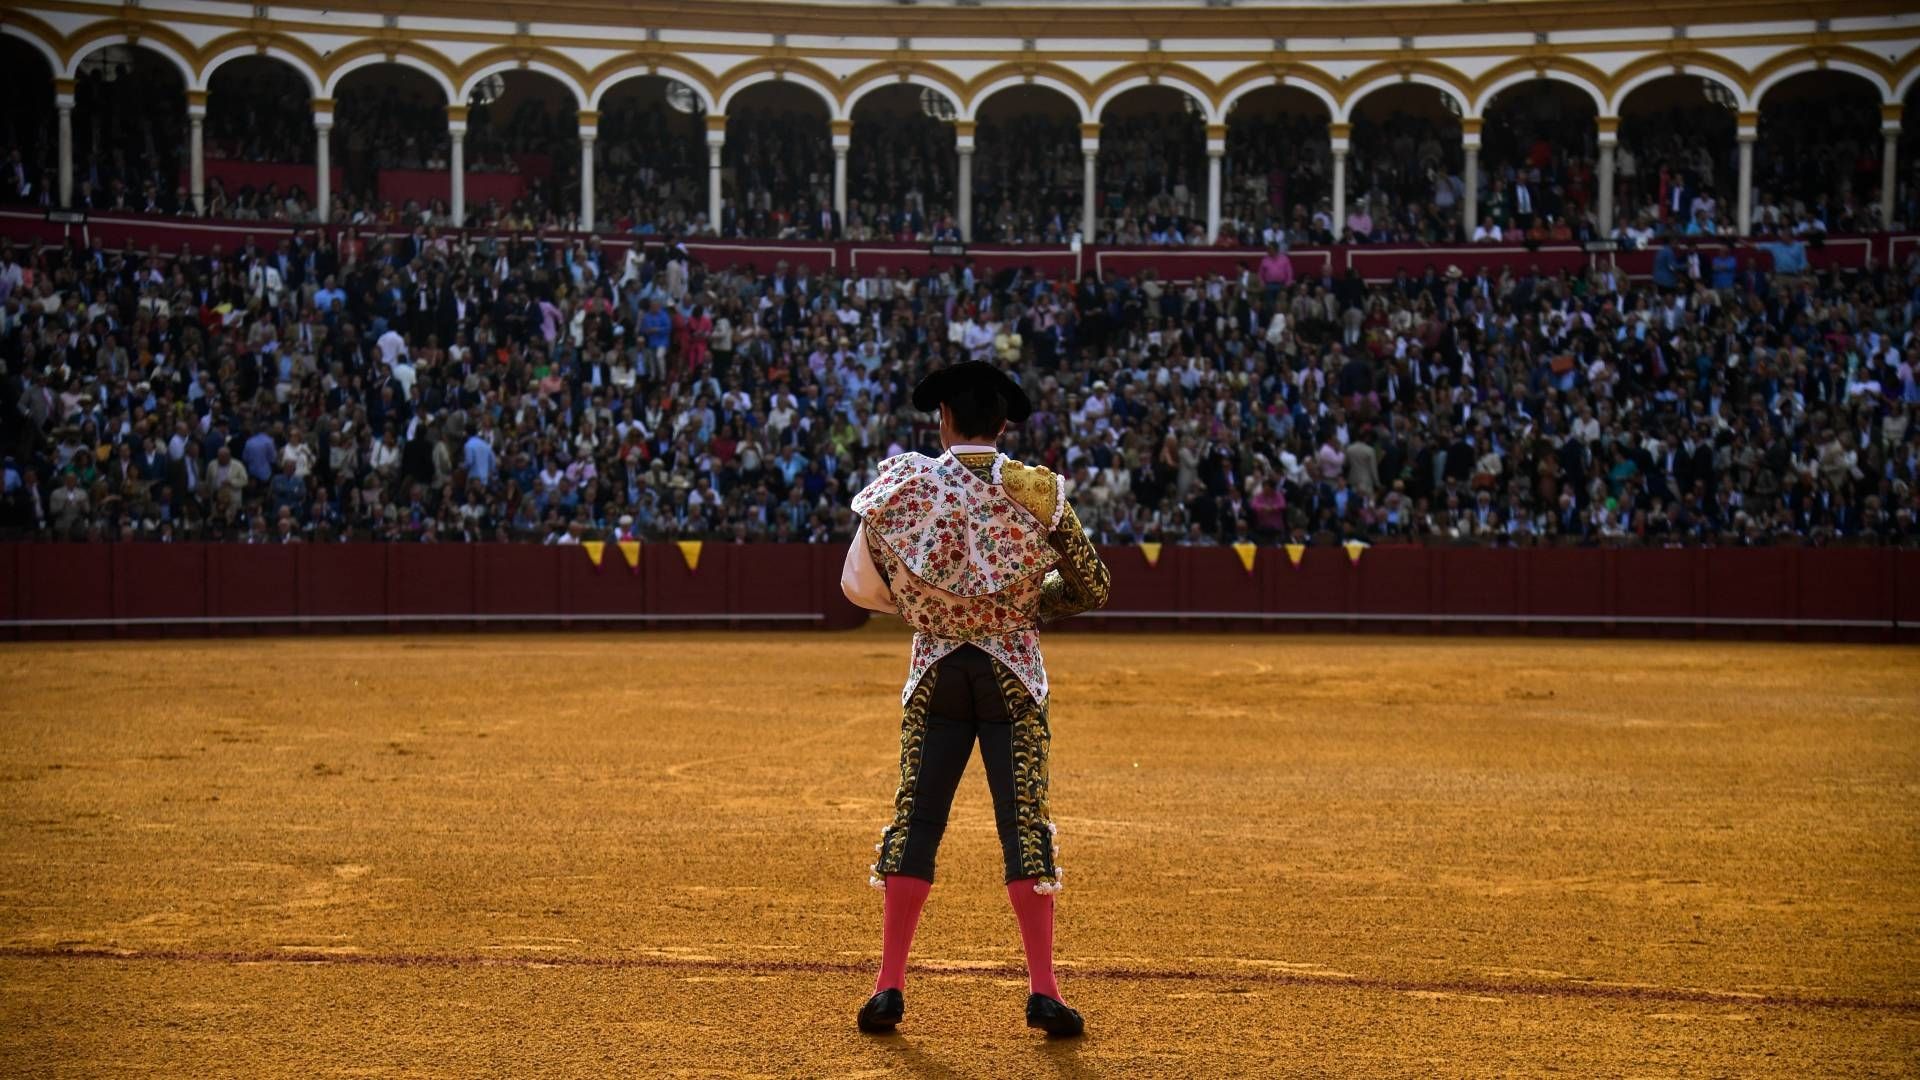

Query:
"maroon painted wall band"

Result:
[[0, 543, 1912, 641], [1, 210, 1906, 285]]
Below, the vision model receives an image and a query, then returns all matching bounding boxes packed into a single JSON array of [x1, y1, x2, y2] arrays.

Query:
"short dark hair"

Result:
[[946, 386, 1008, 439]]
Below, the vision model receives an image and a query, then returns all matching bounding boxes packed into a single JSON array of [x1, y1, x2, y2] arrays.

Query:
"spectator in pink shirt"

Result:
[[1345, 205, 1373, 242], [1258, 243, 1294, 301], [1316, 433, 1346, 483]]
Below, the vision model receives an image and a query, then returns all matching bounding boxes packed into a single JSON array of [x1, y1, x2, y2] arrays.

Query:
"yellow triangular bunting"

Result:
[[582, 540, 606, 568], [1138, 542, 1162, 568], [1344, 540, 1367, 565], [1233, 542, 1257, 575], [1285, 543, 1306, 567], [676, 540, 703, 572], [617, 540, 641, 572]]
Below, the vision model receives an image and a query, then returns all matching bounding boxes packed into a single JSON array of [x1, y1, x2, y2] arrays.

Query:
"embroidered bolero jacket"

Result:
[[843, 449, 1111, 705]]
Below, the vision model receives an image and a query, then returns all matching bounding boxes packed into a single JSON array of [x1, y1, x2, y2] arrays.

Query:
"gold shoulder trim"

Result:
[[1000, 459, 1061, 529]]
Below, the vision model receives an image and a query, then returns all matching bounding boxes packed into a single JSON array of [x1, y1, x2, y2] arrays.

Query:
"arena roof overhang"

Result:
[[180, 0, 1919, 38]]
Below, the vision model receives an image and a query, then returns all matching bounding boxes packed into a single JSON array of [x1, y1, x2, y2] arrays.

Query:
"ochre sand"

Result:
[[1, 629, 1916, 1078]]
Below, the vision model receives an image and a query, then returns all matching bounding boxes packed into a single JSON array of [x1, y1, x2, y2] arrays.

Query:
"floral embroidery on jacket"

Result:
[[853, 451, 1060, 705], [851, 452, 1056, 597]]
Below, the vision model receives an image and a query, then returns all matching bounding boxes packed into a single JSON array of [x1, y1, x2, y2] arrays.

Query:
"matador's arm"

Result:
[[840, 522, 900, 614], [1036, 501, 1111, 623]]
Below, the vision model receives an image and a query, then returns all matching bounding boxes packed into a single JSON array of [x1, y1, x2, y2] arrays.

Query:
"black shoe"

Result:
[[857, 988, 904, 1033], [1026, 992, 1085, 1037]]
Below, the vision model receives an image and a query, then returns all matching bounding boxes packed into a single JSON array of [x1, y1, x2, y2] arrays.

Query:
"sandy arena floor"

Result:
[[1, 628, 1916, 1078]]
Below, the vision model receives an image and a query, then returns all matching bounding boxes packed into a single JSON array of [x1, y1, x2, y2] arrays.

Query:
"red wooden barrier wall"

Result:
[[0, 543, 1912, 642], [0, 543, 868, 638], [1076, 545, 1916, 643]]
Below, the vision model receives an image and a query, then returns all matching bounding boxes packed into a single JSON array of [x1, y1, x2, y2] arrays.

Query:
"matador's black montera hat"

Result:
[[911, 361, 1033, 423]]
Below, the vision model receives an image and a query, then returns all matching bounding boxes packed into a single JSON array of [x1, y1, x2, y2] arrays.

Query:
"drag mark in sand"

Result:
[[1, 946, 1912, 1015]]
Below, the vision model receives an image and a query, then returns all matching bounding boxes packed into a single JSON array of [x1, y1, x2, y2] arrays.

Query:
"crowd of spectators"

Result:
[[844, 108, 958, 242], [598, 98, 706, 238], [720, 106, 832, 239], [197, 61, 316, 223], [1752, 85, 1889, 235], [1219, 109, 1332, 244], [330, 86, 582, 231], [203, 63, 313, 166], [1094, 108, 1207, 246], [0, 49, 54, 209], [0, 60, 186, 216], [971, 114, 1083, 244], [2, 222, 1917, 548]]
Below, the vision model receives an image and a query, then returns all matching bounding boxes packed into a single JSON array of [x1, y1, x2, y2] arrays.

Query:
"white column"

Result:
[[578, 119, 596, 232], [188, 93, 206, 214], [1328, 121, 1349, 241], [1080, 121, 1100, 241], [1882, 107, 1902, 229], [449, 129, 466, 228], [833, 147, 848, 222], [446, 105, 467, 229], [56, 83, 73, 209], [1736, 121, 1756, 237], [1594, 117, 1617, 237], [1205, 146, 1221, 238], [314, 114, 332, 225], [706, 122, 725, 236], [1596, 139, 1615, 236], [1082, 151, 1098, 240], [1462, 133, 1480, 239], [831, 120, 850, 229], [957, 145, 973, 243], [1330, 150, 1347, 240], [1204, 123, 1226, 242]]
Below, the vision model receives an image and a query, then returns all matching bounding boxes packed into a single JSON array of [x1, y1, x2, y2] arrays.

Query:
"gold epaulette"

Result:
[[999, 458, 1062, 529]]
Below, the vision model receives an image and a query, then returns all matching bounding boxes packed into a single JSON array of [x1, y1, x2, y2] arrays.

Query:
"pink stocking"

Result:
[[1006, 879, 1061, 1000], [875, 874, 932, 993]]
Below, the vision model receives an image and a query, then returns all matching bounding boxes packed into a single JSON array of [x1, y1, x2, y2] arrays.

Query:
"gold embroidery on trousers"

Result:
[[872, 669, 936, 882], [994, 660, 1059, 888]]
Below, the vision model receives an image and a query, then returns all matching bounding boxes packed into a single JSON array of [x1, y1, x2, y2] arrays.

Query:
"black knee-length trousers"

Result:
[[870, 645, 1059, 886]]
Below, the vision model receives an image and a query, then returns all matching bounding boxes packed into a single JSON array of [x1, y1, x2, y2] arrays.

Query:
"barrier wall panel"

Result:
[[1704, 548, 1793, 621], [1182, 547, 1263, 612], [812, 546, 869, 630], [740, 544, 819, 614], [561, 549, 648, 615], [644, 544, 731, 615], [390, 545, 476, 616], [1440, 548, 1520, 616], [1897, 552, 1920, 627], [1103, 547, 1180, 612], [0, 546, 14, 620], [1347, 246, 1592, 282], [1353, 546, 1429, 615], [1797, 549, 1891, 623], [1613, 550, 1696, 619], [1270, 549, 1348, 614], [481, 545, 567, 615], [211, 545, 299, 618], [19, 546, 113, 620], [1524, 549, 1608, 616], [116, 545, 209, 620], [303, 546, 388, 616]]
